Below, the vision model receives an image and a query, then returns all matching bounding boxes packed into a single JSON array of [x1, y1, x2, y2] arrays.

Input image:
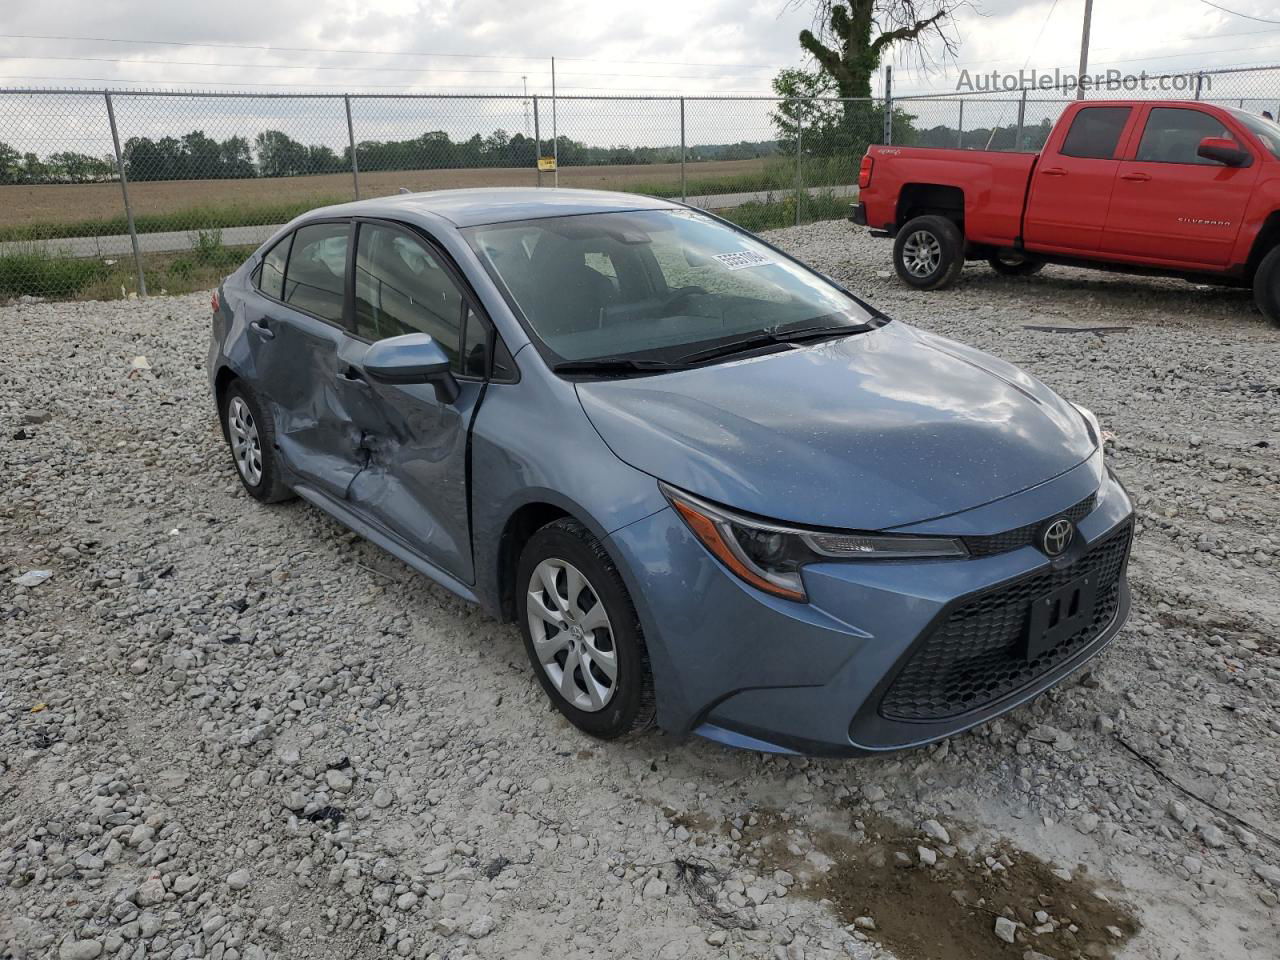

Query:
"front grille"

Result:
[[962, 494, 1096, 558], [880, 519, 1132, 722]]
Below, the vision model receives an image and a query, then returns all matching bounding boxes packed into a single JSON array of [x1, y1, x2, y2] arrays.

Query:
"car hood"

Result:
[[575, 322, 1096, 530]]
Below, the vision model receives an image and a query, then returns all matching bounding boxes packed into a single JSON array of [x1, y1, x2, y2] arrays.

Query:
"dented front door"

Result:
[[340, 347, 482, 584]]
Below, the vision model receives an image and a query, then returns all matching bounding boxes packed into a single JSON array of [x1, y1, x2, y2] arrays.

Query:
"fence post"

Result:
[[344, 95, 360, 200], [1194, 73, 1204, 100], [679, 97, 686, 203], [882, 66, 893, 145], [1015, 88, 1027, 150], [104, 92, 146, 298], [957, 99, 965, 148], [795, 101, 804, 226], [533, 95, 542, 187]]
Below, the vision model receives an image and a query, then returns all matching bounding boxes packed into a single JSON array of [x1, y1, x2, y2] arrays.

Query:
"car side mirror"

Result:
[[361, 333, 460, 404], [1197, 136, 1251, 167]]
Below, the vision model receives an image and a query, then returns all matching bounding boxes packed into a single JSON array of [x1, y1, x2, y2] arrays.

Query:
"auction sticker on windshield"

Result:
[[713, 250, 771, 270]]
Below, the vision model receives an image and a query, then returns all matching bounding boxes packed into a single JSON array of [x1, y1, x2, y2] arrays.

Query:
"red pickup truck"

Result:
[[851, 99, 1280, 325]]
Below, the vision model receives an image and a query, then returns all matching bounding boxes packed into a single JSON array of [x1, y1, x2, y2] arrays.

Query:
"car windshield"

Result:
[[1228, 108, 1280, 160], [463, 208, 880, 366]]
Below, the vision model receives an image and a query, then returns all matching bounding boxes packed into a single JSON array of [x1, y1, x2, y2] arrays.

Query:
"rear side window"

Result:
[[284, 222, 349, 324], [354, 223, 463, 370], [256, 234, 291, 300], [1136, 108, 1233, 164], [1059, 107, 1131, 159]]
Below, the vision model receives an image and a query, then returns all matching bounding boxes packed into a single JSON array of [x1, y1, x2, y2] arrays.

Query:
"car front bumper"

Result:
[[606, 458, 1133, 756]]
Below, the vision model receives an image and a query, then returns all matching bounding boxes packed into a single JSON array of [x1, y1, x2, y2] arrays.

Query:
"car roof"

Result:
[[315, 187, 684, 228]]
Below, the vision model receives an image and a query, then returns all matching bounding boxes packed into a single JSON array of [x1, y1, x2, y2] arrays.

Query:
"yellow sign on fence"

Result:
[[537, 156, 557, 172]]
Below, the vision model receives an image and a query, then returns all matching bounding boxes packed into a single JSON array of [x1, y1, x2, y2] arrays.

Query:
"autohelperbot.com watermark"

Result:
[[956, 68, 1209, 95]]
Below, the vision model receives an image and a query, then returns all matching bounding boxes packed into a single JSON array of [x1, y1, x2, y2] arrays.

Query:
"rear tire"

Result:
[[222, 380, 293, 503], [1252, 245, 1280, 328], [893, 215, 965, 290], [988, 252, 1044, 277], [517, 518, 655, 740]]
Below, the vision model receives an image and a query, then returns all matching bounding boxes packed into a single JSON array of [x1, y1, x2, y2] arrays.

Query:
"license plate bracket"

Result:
[[1025, 574, 1098, 662]]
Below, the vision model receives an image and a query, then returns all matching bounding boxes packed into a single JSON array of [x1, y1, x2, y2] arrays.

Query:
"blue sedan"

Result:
[[208, 188, 1133, 755]]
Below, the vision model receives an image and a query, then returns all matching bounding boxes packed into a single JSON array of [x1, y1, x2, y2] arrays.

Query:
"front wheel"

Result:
[[517, 518, 655, 740], [892, 215, 965, 290], [988, 252, 1044, 277], [1252, 245, 1280, 328]]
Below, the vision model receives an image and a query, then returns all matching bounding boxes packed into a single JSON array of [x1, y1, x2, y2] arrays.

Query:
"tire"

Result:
[[221, 380, 293, 503], [893, 214, 965, 290], [988, 252, 1044, 277], [1252, 245, 1280, 328], [517, 517, 655, 740]]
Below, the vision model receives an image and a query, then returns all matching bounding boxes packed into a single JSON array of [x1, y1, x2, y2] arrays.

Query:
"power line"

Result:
[[1196, 0, 1280, 25], [0, 54, 776, 82], [0, 32, 781, 71]]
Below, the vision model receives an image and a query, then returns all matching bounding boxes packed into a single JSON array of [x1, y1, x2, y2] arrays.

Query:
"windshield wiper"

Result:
[[552, 357, 689, 375], [676, 322, 866, 365]]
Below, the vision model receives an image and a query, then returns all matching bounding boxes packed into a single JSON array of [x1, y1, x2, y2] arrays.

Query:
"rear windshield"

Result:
[[463, 209, 877, 364]]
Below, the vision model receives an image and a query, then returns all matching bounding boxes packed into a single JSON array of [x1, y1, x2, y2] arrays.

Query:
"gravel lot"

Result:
[[3, 220, 1279, 960]]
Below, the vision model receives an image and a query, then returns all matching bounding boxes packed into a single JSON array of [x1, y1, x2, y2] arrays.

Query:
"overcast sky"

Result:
[[0, 0, 1278, 98]]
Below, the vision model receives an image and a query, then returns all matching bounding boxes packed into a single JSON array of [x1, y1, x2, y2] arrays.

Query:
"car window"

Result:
[[1136, 107, 1234, 164], [1228, 108, 1280, 160], [466, 208, 877, 365], [256, 233, 291, 300], [354, 223, 463, 370], [1059, 107, 1131, 159], [283, 222, 348, 323]]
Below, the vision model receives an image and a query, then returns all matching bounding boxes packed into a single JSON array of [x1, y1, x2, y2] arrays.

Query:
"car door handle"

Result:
[[249, 319, 275, 340], [337, 368, 370, 388], [1040, 167, 1067, 176], [1120, 172, 1151, 182]]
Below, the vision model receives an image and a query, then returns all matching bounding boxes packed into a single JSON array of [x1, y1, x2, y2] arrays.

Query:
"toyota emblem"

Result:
[[1041, 518, 1074, 557]]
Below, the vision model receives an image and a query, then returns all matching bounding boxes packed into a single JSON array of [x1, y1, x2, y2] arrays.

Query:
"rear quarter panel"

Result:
[[861, 146, 1037, 245]]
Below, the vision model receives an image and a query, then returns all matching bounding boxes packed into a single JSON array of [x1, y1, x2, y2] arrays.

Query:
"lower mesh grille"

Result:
[[880, 520, 1132, 722]]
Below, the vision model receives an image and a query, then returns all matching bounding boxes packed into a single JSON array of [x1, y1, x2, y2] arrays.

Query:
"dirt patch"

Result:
[[0, 157, 770, 228], [743, 811, 1139, 960]]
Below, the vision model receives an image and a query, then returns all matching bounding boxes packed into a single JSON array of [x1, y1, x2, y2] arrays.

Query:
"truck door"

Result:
[[1101, 106, 1258, 267], [1023, 105, 1134, 253]]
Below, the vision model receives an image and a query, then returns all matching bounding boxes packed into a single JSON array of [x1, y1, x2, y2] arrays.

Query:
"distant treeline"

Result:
[[0, 128, 781, 185]]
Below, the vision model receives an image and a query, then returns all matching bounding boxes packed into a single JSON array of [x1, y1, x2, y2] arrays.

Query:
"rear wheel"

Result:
[[1252, 245, 1280, 327], [893, 215, 965, 290], [988, 251, 1044, 277], [222, 380, 293, 503], [517, 518, 655, 740]]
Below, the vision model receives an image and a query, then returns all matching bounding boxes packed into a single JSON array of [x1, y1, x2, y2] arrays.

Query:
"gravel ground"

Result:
[[2, 221, 1279, 960]]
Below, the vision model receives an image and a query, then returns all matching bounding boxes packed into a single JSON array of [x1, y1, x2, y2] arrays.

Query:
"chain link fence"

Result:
[[2, 63, 1278, 300]]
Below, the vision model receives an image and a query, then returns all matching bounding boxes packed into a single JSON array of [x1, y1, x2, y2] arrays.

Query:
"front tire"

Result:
[[222, 380, 293, 503], [988, 252, 1044, 277], [1252, 245, 1280, 328], [517, 518, 655, 740], [893, 215, 965, 290]]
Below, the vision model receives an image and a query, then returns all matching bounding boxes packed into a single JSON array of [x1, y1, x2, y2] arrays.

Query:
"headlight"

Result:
[[661, 483, 967, 602], [1071, 402, 1103, 452]]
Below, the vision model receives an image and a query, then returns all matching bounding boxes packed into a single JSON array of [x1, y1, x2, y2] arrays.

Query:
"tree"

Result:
[[254, 130, 309, 178], [0, 141, 22, 183], [796, 1, 963, 100], [770, 68, 842, 154]]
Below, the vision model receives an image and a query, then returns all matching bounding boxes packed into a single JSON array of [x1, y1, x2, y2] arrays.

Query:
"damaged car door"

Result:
[[244, 219, 381, 501], [341, 220, 488, 583]]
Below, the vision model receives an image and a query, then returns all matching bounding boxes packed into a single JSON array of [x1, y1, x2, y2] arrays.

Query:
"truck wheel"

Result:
[[988, 252, 1044, 277], [1252, 245, 1280, 328], [893, 215, 964, 290]]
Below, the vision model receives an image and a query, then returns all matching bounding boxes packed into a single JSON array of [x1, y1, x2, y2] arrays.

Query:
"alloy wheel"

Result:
[[227, 396, 263, 486], [526, 558, 618, 712], [901, 230, 942, 278]]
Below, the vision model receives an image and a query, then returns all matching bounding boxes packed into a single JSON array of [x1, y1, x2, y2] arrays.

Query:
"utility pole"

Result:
[[1076, 0, 1094, 101], [551, 56, 559, 187]]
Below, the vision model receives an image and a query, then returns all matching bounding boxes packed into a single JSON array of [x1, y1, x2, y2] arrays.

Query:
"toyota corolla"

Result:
[[209, 188, 1133, 756]]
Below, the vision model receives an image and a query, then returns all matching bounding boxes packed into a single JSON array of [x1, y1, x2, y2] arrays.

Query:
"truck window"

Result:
[[1136, 107, 1233, 164], [1059, 107, 1131, 159]]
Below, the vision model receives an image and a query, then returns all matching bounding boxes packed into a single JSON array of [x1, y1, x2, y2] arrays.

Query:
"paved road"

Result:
[[3, 185, 858, 259]]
